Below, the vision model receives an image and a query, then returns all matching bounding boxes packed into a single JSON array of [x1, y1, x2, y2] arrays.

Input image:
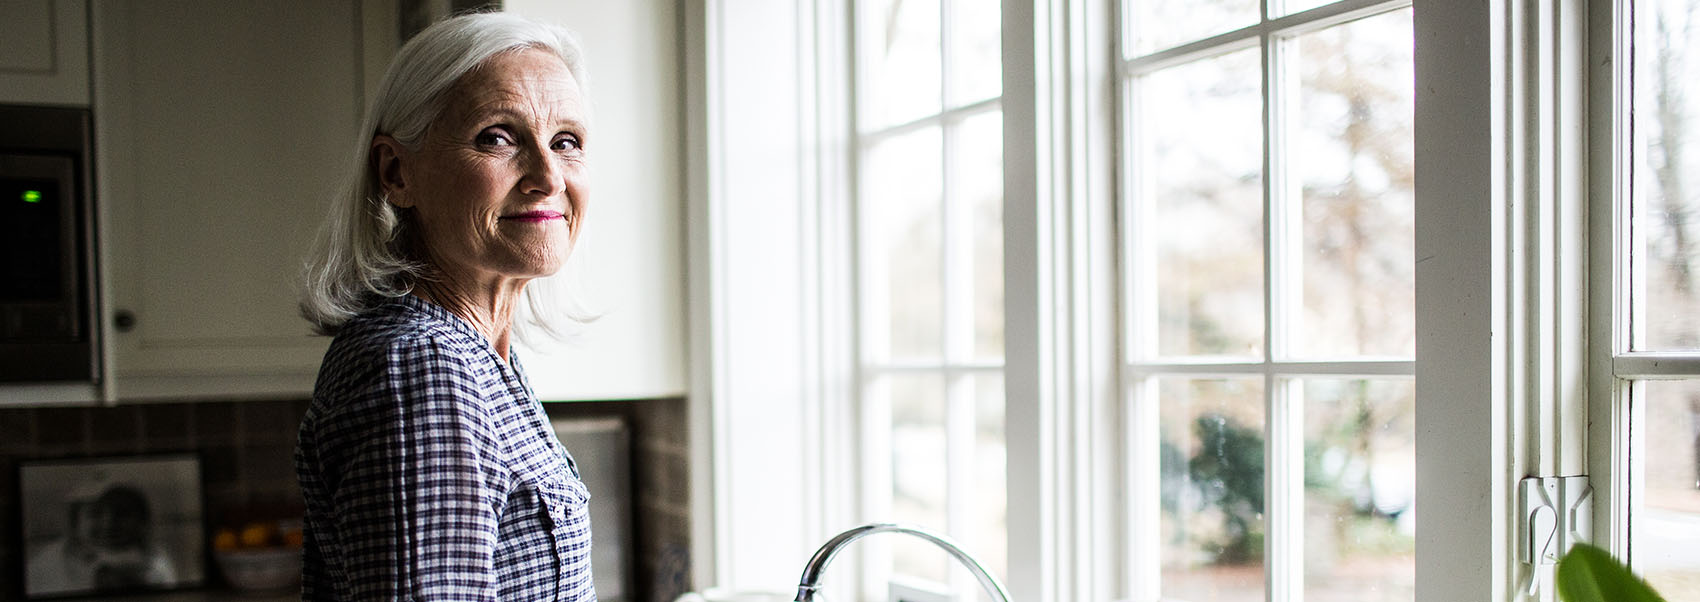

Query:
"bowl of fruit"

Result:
[[212, 519, 303, 593]]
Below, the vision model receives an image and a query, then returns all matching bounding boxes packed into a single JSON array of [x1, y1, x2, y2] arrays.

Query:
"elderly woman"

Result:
[[295, 12, 595, 601]]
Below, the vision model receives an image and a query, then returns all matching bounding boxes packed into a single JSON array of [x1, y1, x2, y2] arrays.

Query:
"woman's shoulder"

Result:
[[315, 297, 495, 388], [332, 297, 483, 355], [309, 297, 503, 419]]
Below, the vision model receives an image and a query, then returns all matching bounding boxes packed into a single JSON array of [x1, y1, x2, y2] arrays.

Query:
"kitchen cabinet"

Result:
[[92, 1, 389, 400], [0, 0, 90, 107], [77, 0, 685, 402]]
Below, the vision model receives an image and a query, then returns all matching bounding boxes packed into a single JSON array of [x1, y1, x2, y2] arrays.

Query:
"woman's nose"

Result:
[[520, 148, 566, 197]]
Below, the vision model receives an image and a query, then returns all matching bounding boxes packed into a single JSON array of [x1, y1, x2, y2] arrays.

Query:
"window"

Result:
[[855, 0, 1007, 597], [1120, 2, 1416, 600], [1607, 0, 1700, 596], [697, 1, 1581, 600]]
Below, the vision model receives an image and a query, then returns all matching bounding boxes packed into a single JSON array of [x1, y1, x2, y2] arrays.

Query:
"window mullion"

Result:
[[1264, 23, 1305, 602]]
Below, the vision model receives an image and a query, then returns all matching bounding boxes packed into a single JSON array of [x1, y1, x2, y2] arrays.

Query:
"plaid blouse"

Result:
[[295, 295, 595, 601]]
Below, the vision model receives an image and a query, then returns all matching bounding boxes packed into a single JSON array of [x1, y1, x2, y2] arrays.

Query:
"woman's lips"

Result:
[[501, 211, 565, 224]]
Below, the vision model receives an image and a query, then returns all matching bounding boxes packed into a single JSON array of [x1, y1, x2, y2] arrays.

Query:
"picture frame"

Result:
[[17, 453, 205, 599]]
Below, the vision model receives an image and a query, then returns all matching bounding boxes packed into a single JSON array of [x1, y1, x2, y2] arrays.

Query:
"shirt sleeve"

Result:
[[327, 335, 512, 601]]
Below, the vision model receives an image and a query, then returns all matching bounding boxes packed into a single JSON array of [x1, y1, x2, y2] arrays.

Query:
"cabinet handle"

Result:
[[114, 310, 137, 332]]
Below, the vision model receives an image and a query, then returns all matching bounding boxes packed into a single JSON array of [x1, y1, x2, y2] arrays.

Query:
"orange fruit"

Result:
[[238, 522, 277, 548], [212, 528, 239, 551]]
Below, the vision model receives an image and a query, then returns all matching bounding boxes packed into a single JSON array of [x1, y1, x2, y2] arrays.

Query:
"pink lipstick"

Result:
[[502, 210, 565, 224]]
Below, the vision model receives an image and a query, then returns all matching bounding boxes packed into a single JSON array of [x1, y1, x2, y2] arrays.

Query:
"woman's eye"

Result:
[[476, 130, 514, 147], [553, 135, 581, 152]]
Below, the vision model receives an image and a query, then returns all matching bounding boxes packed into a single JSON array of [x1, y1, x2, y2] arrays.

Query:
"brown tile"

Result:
[[203, 484, 246, 527], [88, 406, 142, 453], [632, 397, 687, 447], [244, 400, 306, 444], [636, 449, 689, 507], [141, 403, 193, 442], [34, 407, 89, 452], [244, 481, 305, 519], [242, 443, 297, 482], [0, 409, 36, 452], [193, 402, 239, 444], [200, 444, 241, 486]]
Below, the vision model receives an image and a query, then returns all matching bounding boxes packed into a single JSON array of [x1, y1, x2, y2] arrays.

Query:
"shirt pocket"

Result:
[[532, 464, 593, 596]]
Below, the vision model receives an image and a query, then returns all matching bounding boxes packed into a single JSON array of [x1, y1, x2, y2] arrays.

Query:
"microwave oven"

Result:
[[0, 105, 98, 383]]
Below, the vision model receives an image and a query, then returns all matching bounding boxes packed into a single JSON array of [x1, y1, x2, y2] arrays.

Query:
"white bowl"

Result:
[[215, 547, 301, 592]]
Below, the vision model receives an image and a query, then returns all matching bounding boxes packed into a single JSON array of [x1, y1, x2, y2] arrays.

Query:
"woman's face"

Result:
[[378, 48, 589, 287]]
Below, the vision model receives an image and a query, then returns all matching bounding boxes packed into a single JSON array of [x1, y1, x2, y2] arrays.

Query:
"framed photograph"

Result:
[[17, 454, 205, 599]]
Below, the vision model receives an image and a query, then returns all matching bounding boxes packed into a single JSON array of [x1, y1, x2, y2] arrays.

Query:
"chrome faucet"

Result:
[[792, 523, 1012, 602]]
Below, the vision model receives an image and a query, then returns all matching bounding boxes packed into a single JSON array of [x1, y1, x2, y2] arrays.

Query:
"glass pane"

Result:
[[1292, 10, 1416, 359], [866, 127, 944, 361], [969, 373, 1007, 600], [862, 0, 942, 129], [1303, 379, 1416, 602], [947, 0, 1000, 106], [891, 373, 950, 583], [1128, 0, 1259, 56], [1277, 0, 1334, 17], [953, 110, 1004, 361], [1635, 379, 1700, 599], [1143, 50, 1265, 357], [1632, 0, 1700, 352], [1159, 377, 1267, 602]]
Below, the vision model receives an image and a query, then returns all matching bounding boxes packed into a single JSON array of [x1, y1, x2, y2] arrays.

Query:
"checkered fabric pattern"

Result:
[[295, 295, 595, 601]]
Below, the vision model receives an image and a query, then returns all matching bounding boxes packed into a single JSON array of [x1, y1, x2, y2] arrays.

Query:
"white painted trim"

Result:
[[1611, 355, 1700, 378], [1413, 0, 1503, 599], [682, 0, 720, 590], [691, 0, 860, 594], [1002, 0, 1050, 596], [1006, 0, 1122, 599]]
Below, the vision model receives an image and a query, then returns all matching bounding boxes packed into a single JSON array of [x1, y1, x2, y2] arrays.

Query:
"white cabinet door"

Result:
[[93, 1, 367, 400], [506, 0, 687, 401], [0, 0, 89, 107], [89, 0, 682, 402]]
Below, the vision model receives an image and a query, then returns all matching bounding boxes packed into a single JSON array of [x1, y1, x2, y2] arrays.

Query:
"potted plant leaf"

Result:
[[1556, 542, 1668, 602]]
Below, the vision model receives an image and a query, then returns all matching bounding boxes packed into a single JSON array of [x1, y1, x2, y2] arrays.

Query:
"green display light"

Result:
[[21, 190, 42, 204]]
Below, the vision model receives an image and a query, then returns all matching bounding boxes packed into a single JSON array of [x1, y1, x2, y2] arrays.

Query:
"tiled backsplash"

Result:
[[0, 397, 691, 602]]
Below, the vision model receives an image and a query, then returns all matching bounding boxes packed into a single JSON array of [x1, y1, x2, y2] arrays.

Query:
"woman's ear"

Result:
[[371, 135, 413, 208]]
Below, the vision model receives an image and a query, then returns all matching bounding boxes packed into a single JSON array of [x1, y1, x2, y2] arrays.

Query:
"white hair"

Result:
[[300, 11, 594, 340]]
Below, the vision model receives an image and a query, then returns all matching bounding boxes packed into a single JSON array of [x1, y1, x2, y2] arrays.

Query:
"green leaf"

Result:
[[1555, 542, 1667, 602]]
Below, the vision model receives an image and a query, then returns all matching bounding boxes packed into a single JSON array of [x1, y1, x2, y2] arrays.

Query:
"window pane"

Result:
[[890, 373, 950, 583], [1292, 10, 1415, 359], [1635, 379, 1700, 599], [1159, 377, 1266, 602], [946, 0, 1000, 106], [954, 110, 1004, 361], [866, 127, 945, 361], [1302, 379, 1416, 602], [861, 0, 941, 130], [1277, 0, 1334, 17], [1143, 50, 1265, 357], [1632, 0, 1700, 352], [1127, 0, 1258, 56]]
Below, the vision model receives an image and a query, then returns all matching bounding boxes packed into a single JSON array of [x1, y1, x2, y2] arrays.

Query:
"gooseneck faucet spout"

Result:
[[793, 523, 1012, 602]]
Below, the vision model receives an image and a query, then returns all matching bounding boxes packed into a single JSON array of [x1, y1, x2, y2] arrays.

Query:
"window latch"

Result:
[[1518, 475, 1592, 598]]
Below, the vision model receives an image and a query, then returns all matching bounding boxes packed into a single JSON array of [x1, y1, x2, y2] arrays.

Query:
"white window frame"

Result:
[[1588, 0, 1700, 575], [1115, 2, 1416, 601], [687, 1, 1589, 601], [849, 0, 1009, 597]]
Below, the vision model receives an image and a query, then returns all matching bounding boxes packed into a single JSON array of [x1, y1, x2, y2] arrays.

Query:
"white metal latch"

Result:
[[1518, 476, 1592, 598]]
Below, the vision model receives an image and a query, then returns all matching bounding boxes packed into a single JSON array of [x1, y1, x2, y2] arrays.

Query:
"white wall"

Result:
[[503, 0, 688, 401]]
